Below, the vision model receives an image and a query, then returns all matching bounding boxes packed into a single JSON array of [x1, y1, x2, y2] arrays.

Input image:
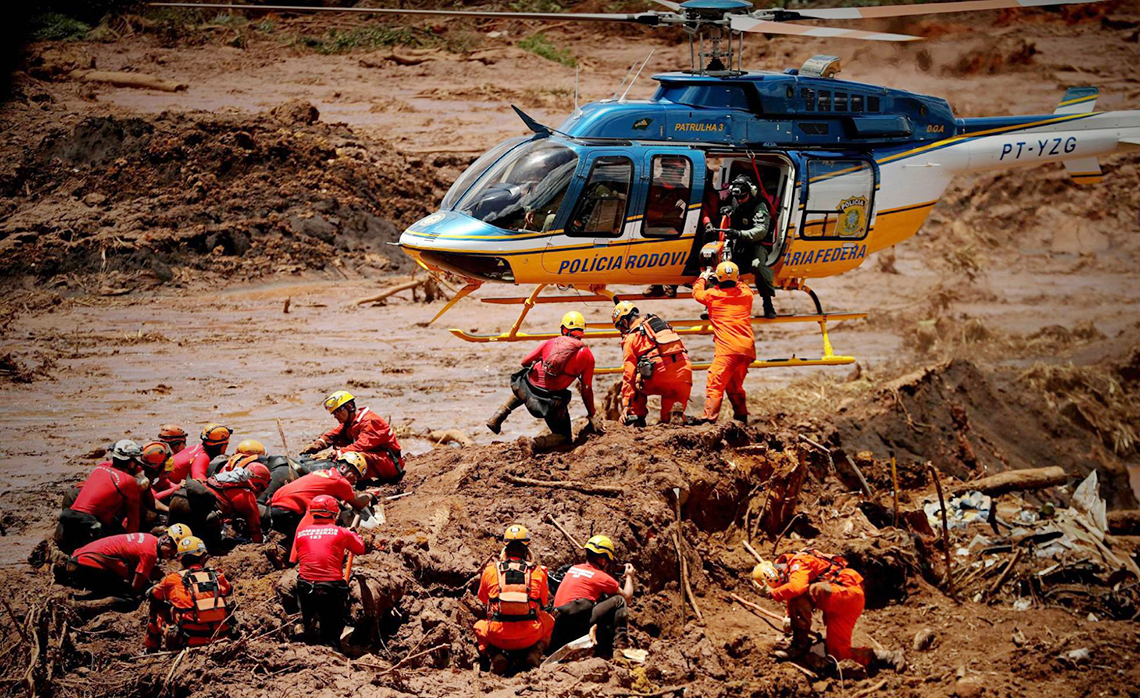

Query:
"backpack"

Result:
[[776, 549, 850, 585], [172, 569, 232, 646], [632, 315, 686, 378], [541, 336, 584, 379], [489, 559, 540, 622]]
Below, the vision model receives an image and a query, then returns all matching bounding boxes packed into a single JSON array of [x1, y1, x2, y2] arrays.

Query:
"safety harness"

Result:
[[630, 315, 687, 379], [488, 559, 541, 622], [172, 568, 231, 646], [775, 549, 850, 586]]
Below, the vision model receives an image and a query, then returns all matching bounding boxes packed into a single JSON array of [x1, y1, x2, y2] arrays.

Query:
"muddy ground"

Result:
[[0, 1, 1139, 696]]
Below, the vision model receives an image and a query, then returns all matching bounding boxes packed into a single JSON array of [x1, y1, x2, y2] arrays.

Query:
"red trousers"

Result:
[[627, 359, 693, 422], [473, 609, 555, 653], [703, 353, 752, 420]]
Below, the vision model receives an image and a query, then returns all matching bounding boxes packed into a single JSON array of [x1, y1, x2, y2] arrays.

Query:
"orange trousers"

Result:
[[788, 581, 874, 666], [703, 353, 751, 420], [473, 609, 555, 654], [628, 360, 693, 421]]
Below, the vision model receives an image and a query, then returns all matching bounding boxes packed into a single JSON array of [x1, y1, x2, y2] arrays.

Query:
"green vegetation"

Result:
[[29, 13, 91, 41], [518, 32, 577, 67], [291, 24, 432, 54]]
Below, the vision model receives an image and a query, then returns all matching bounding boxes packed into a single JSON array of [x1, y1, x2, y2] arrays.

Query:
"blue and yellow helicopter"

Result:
[[164, 0, 1140, 374]]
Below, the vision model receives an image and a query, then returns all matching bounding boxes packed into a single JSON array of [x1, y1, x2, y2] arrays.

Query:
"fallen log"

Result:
[[502, 474, 623, 496], [351, 278, 424, 306], [545, 514, 583, 550], [951, 466, 1067, 496], [424, 429, 472, 447], [69, 69, 187, 92], [1107, 510, 1140, 535]]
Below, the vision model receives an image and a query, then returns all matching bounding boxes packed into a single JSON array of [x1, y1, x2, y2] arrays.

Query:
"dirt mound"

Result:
[[0, 107, 450, 292]]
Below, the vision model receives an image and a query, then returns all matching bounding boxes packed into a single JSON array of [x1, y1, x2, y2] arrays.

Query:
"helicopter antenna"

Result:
[[609, 60, 638, 102], [618, 48, 655, 104], [573, 65, 582, 118]]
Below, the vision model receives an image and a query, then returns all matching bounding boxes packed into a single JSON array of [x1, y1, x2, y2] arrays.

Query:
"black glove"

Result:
[[724, 229, 740, 240]]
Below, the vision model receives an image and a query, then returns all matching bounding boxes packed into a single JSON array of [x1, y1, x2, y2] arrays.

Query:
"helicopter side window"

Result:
[[566, 156, 633, 238], [801, 159, 874, 240], [454, 140, 579, 234], [642, 155, 692, 239]]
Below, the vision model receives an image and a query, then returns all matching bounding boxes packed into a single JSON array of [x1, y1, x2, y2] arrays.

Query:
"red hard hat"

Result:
[[246, 463, 271, 490], [308, 494, 339, 519]]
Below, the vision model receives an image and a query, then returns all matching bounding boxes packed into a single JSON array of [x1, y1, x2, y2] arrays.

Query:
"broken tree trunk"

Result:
[[69, 69, 187, 92], [351, 278, 425, 306], [1107, 510, 1140, 535], [951, 466, 1067, 496], [502, 474, 623, 496], [424, 429, 473, 447]]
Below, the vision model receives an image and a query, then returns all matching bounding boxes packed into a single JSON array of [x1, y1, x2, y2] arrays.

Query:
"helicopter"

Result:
[[161, 0, 1140, 375]]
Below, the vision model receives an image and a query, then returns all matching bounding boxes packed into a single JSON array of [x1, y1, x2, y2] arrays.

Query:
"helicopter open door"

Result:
[[784, 155, 878, 277], [627, 149, 704, 279]]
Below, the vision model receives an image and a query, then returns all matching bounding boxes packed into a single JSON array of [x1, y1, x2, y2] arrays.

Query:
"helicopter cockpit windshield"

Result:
[[454, 140, 579, 234]]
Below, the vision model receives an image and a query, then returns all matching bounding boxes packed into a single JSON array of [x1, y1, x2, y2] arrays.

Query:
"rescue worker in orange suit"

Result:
[[753, 551, 905, 672], [146, 535, 234, 652], [56, 440, 145, 554], [292, 495, 365, 648], [474, 524, 555, 674], [693, 261, 756, 424], [154, 424, 232, 503], [269, 452, 374, 553], [486, 311, 601, 450], [167, 462, 272, 551], [55, 527, 187, 601], [612, 302, 692, 427], [300, 390, 404, 485], [209, 439, 267, 478], [724, 174, 778, 319], [549, 535, 635, 659]]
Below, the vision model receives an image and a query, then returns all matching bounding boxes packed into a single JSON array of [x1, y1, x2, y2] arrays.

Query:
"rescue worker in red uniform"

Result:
[[154, 424, 232, 502], [292, 495, 366, 648], [139, 441, 173, 520], [269, 452, 374, 553], [693, 261, 756, 423], [611, 302, 693, 426], [549, 535, 635, 659], [167, 462, 272, 551], [474, 524, 555, 674], [301, 390, 404, 485], [753, 550, 905, 672], [157, 424, 188, 455], [486, 311, 600, 450], [56, 440, 145, 553], [146, 535, 234, 652], [55, 528, 186, 600]]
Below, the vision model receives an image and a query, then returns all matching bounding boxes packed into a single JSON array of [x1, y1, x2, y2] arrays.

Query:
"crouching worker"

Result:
[[474, 525, 554, 674], [752, 549, 905, 672], [167, 462, 272, 552], [292, 495, 365, 648], [55, 526, 189, 603], [300, 390, 404, 485], [268, 452, 374, 554], [146, 536, 234, 652], [56, 440, 145, 554], [549, 535, 634, 659], [612, 302, 692, 426]]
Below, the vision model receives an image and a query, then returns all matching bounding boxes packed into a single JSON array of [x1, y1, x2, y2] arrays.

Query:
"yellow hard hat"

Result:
[[752, 560, 780, 587], [236, 439, 266, 456], [503, 524, 531, 545], [200, 423, 233, 446], [584, 535, 616, 561], [167, 523, 193, 544], [715, 261, 739, 283], [177, 536, 207, 558], [561, 311, 586, 333], [337, 451, 368, 477], [611, 301, 639, 329], [323, 390, 355, 413]]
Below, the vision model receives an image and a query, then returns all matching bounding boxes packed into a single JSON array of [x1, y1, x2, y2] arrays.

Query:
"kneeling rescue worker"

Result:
[[269, 452, 374, 552], [300, 390, 404, 485], [292, 495, 365, 648], [167, 462, 272, 550], [612, 301, 692, 426], [549, 535, 634, 659], [147, 536, 234, 652], [753, 549, 905, 671], [486, 311, 600, 450], [693, 261, 756, 424], [56, 439, 145, 553], [474, 524, 554, 674], [56, 526, 189, 600]]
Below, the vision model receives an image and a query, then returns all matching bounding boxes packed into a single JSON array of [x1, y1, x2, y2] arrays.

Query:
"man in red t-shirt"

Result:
[[269, 453, 374, 553], [550, 534, 635, 659], [486, 311, 600, 450], [291, 495, 365, 647], [300, 390, 404, 484], [57, 531, 181, 599], [56, 440, 145, 553], [153, 424, 232, 502]]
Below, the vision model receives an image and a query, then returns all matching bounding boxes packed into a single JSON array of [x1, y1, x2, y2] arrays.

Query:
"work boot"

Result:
[[643, 285, 665, 297], [486, 400, 514, 435], [532, 433, 569, 452], [731, 411, 748, 424], [872, 649, 907, 672], [489, 651, 509, 675], [762, 296, 777, 319], [525, 642, 547, 668]]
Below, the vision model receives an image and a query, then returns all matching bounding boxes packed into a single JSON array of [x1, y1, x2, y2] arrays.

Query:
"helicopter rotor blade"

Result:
[[149, 2, 663, 24], [647, 0, 683, 9], [730, 16, 923, 41], [781, 0, 1104, 21]]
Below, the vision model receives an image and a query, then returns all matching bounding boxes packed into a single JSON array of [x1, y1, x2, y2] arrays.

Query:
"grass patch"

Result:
[[29, 13, 91, 41], [291, 24, 433, 54], [518, 32, 576, 67]]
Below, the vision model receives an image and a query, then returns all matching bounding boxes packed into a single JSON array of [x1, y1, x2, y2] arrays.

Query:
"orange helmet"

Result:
[[200, 424, 232, 447], [236, 439, 265, 456], [158, 424, 187, 444], [140, 442, 172, 470]]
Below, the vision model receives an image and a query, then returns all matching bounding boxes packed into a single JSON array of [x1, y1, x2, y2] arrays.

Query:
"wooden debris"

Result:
[[424, 429, 473, 447], [987, 548, 1024, 598], [853, 678, 889, 698], [612, 684, 692, 697], [363, 643, 447, 675], [843, 453, 874, 498], [928, 462, 955, 600], [672, 490, 703, 624], [502, 474, 623, 496], [545, 514, 583, 550], [69, 69, 187, 92], [951, 466, 1066, 496], [1107, 509, 1140, 535], [351, 278, 426, 306], [890, 450, 900, 527], [728, 592, 784, 632]]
